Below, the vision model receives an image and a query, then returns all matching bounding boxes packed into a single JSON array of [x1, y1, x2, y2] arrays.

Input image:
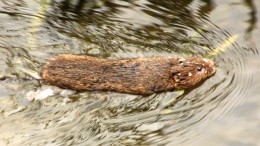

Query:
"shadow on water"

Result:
[[0, 0, 258, 145]]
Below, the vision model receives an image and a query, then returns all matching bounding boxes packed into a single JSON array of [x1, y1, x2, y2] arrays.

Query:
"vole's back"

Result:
[[42, 54, 179, 94]]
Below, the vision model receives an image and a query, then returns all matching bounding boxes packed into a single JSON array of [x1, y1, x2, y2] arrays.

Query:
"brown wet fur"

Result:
[[41, 54, 216, 95]]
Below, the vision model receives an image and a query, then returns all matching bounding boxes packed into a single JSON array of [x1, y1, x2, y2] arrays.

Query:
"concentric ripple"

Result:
[[0, 0, 257, 146]]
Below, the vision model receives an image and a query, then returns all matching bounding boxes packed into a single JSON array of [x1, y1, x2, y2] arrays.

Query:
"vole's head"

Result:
[[169, 57, 216, 89]]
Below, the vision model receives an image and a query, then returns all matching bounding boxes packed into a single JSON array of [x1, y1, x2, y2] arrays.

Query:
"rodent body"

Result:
[[41, 54, 216, 95]]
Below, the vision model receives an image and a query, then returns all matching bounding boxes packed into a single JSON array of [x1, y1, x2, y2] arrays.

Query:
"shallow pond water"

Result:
[[0, 0, 259, 146]]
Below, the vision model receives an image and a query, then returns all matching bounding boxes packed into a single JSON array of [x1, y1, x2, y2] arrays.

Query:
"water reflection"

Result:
[[244, 0, 257, 33], [0, 0, 258, 145], [45, 0, 221, 57]]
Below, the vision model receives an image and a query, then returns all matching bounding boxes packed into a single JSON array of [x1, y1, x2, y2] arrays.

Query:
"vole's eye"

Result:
[[178, 58, 185, 65], [172, 72, 180, 76], [197, 67, 203, 72]]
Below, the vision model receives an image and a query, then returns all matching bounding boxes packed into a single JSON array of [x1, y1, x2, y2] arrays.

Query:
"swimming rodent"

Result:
[[41, 54, 216, 95]]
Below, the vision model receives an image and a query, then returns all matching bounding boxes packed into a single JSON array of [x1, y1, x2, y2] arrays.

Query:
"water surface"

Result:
[[0, 0, 259, 145]]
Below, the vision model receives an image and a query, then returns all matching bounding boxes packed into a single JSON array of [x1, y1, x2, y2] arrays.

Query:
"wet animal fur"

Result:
[[41, 54, 216, 95]]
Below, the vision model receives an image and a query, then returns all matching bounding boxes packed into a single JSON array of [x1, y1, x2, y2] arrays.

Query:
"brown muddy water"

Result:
[[0, 0, 259, 146]]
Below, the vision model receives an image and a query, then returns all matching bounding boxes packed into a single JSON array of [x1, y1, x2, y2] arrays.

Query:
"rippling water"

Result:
[[0, 0, 258, 146]]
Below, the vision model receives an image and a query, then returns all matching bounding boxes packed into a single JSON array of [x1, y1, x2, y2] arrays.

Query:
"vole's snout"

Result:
[[203, 58, 216, 76]]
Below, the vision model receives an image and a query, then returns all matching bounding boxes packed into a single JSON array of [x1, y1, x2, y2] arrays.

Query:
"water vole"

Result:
[[41, 54, 216, 95]]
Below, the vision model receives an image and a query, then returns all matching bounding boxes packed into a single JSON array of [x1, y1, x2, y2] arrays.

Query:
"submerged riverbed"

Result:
[[0, 0, 259, 145]]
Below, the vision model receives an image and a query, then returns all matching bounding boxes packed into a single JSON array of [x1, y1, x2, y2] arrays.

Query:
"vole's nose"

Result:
[[202, 58, 216, 76]]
